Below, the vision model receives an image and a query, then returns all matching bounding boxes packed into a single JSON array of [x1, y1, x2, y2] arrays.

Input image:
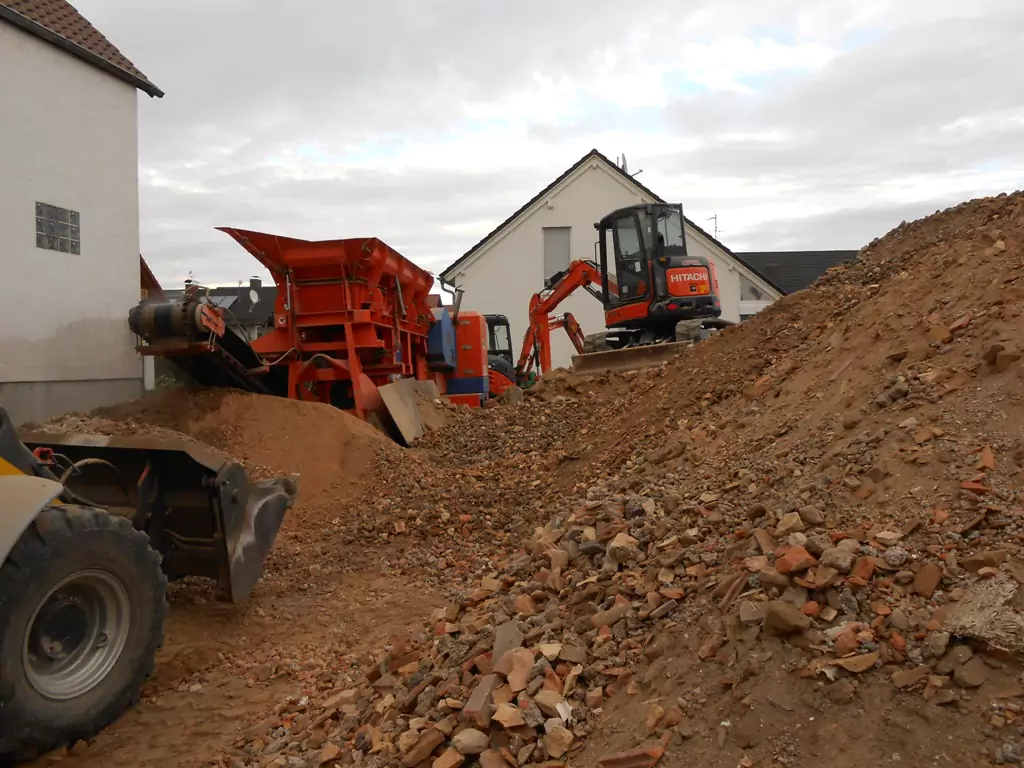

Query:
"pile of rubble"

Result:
[[213, 189, 1024, 768], [34, 190, 1024, 767], [218, 497, 686, 768], [219, 470, 1024, 767]]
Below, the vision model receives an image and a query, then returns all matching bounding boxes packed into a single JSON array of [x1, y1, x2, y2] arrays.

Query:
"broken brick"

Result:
[[775, 546, 817, 574]]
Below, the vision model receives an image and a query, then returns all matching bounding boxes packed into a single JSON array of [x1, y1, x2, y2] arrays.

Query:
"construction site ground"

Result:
[[27, 189, 1024, 768]]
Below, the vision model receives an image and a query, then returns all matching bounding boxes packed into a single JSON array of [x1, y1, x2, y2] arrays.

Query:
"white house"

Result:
[[0, 0, 162, 425], [440, 150, 783, 370]]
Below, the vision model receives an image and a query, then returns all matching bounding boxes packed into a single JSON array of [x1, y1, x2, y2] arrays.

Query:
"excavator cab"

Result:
[[483, 314, 519, 396], [485, 314, 514, 366], [596, 203, 723, 342]]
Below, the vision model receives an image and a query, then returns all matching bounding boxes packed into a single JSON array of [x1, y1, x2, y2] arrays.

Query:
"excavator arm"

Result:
[[515, 260, 611, 381], [552, 313, 586, 354]]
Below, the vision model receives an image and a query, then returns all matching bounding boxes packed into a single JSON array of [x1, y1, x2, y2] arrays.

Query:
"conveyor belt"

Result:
[[129, 299, 277, 395]]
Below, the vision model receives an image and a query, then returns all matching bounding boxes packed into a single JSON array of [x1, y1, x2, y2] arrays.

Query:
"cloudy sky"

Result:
[[76, 0, 1023, 287]]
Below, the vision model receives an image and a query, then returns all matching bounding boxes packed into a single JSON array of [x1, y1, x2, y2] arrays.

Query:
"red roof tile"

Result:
[[0, 0, 162, 96]]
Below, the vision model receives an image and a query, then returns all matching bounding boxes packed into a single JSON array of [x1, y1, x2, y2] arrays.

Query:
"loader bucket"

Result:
[[18, 429, 298, 603], [571, 341, 692, 376]]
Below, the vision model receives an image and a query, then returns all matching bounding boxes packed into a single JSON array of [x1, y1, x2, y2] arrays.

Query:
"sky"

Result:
[[74, 0, 1024, 288]]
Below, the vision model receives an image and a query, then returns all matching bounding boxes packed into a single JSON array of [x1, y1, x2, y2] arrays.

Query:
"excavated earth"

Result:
[[26, 189, 1024, 768]]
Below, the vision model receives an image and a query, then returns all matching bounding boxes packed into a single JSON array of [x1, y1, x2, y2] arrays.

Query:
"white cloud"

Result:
[[67, 0, 1024, 287], [674, 38, 839, 93]]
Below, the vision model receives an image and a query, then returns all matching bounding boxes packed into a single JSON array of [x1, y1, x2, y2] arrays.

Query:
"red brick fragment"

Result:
[[597, 738, 667, 768], [961, 480, 992, 494], [775, 546, 817, 574], [851, 557, 875, 581]]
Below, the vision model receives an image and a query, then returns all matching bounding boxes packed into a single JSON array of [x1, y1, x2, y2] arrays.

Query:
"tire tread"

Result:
[[0, 505, 168, 762]]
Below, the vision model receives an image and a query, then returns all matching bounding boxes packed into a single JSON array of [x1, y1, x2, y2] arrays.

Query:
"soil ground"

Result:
[[20, 188, 1024, 768]]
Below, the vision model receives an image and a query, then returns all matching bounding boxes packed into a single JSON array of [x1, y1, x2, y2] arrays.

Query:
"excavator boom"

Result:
[[515, 260, 607, 381]]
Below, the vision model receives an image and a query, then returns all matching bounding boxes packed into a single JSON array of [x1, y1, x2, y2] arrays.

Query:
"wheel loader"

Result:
[[0, 408, 298, 762]]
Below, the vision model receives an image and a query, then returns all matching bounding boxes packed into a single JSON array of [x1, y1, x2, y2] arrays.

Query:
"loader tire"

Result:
[[0, 505, 167, 762]]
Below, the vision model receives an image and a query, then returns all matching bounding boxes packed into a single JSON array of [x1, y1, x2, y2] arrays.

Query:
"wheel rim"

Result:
[[23, 569, 131, 700]]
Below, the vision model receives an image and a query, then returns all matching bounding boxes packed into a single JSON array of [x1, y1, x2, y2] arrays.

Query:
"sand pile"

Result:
[[212, 189, 1024, 768], [41, 388, 404, 527]]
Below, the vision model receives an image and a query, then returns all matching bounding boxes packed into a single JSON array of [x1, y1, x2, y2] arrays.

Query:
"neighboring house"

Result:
[[439, 149, 783, 370], [737, 250, 859, 295], [0, 0, 162, 425], [163, 279, 278, 342]]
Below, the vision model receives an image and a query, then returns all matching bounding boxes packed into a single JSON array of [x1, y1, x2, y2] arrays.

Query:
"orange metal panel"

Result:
[[605, 301, 650, 325], [666, 266, 711, 297], [446, 393, 483, 409], [454, 312, 487, 379], [217, 227, 436, 419]]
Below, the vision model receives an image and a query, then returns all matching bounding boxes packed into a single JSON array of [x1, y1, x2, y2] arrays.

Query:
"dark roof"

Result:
[[736, 250, 859, 295], [0, 0, 162, 97], [163, 285, 278, 328], [439, 148, 784, 295]]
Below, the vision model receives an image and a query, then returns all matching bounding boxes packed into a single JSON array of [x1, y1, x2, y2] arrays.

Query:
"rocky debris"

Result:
[[451, 729, 489, 755], [220, 496, 702, 766], [47, 188, 1024, 768], [763, 602, 812, 636]]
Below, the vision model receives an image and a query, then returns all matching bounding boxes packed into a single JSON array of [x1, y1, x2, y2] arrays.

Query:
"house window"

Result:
[[543, 226, 570, 282], [36, 202, 80, 254]]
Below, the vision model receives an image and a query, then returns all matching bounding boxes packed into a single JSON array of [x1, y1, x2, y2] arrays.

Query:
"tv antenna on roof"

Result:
[[707, 214, 721, 239]]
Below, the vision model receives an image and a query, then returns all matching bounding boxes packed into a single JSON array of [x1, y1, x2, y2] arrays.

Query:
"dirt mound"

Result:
[[205, 189, 1024, 768], [32, 190, 1024, 768], [43, 387, 404, 527]]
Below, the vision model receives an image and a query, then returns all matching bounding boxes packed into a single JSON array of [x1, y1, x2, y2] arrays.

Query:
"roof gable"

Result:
[[737, 250, 858, 294], [440, 148, 783, 297], [0, 0, 162, 97]]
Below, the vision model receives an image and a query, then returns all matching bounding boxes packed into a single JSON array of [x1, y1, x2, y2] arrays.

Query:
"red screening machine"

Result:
[[129, 229, 490, 438]]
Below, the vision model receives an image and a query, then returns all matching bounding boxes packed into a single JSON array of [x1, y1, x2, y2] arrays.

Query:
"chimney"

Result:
[[250, 276, 261, 290]]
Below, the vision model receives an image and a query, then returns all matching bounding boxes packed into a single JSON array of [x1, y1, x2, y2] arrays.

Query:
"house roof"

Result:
[[439, 148, 784, 295], [0, 0, 163, 97], [139, 255, 164, 300], [736, 250, 859, 295]]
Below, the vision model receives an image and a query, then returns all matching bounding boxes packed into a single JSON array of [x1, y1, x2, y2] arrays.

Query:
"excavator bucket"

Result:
[[571, 341, 693, 376], [18, 428, 299, 603]]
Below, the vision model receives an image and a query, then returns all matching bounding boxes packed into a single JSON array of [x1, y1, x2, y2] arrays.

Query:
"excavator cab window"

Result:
[[610, 212, 650, 304], [485, 315, 513, 365], [654, 206, 685, 253]]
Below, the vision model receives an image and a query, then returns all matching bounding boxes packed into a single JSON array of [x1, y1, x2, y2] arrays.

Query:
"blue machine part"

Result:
[[445, 376, 488, 396], [427, 307, 457, 370]]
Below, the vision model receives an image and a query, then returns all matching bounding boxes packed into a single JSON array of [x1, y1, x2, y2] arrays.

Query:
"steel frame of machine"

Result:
[[220, 228, 438, 420], [130, 228, 491, 428]]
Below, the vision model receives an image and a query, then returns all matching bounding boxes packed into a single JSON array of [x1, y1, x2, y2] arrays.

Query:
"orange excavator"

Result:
[[512, 202, 733, 384]]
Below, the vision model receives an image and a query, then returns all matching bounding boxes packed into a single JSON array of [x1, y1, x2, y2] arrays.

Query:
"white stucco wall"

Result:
[[445, 159, 774, 370], [448, 162, 652, 370], [0, 21, 141, 389]]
